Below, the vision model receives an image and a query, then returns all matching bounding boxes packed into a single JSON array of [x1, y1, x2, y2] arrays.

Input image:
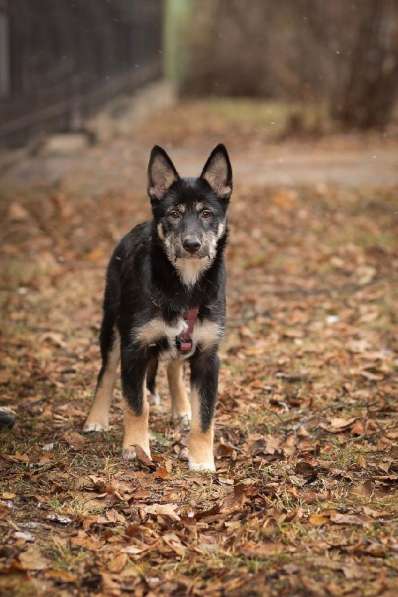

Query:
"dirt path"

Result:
[[2, 101, 398, 194], [3, 141, 398, 193], [1, 101, 398, 596]]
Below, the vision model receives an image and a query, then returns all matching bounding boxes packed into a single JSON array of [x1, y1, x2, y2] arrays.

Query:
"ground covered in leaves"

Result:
[[1, 100, 398, 596]]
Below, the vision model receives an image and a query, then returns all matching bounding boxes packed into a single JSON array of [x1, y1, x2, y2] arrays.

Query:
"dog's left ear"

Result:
[[200, 144, 232, 200]]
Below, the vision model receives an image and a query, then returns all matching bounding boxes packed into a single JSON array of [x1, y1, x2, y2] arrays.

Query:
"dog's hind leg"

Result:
[[121, 341, 151, 460], [167, 360, 191, 426], [146, 357, 160, 406], [84, 314, 120, 432]]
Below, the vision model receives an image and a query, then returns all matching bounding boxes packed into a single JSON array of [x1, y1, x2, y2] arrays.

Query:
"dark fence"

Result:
[[0, 0, 163, 147]]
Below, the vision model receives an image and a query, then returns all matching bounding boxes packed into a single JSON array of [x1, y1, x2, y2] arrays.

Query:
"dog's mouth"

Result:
[[176, 250, 209, 260]]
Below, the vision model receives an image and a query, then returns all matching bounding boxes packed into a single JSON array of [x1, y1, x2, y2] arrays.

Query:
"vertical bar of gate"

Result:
[[0, 1, 10, 98], [70, 74, 83, 132]]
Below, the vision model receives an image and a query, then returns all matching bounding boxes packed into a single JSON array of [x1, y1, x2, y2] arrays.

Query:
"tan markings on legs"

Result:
[[167, 360, 191, 423], [84, 331, 120, 432], [188, 386, 215, 472], [122, 390, 151, 460]]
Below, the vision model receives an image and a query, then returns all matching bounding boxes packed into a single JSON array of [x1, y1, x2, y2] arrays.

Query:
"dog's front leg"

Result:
[[121, 343, 151, 461], [188, 348, 219, 472], [167, 360, 191, 425]]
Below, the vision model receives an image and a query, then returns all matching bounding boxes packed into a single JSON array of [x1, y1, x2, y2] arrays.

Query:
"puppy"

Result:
[[84, 144, 232, 472]]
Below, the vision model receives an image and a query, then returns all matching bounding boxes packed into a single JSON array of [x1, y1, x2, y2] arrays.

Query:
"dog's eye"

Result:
[[168, 210, 181, 219], [201, 210, 213, 219]]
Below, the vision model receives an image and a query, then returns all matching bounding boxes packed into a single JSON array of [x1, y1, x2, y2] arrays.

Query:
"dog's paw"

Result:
[[148, 392, 161, 407], [83, 420, 109, 432], [173, 412, 191, 430], [122, 446, 152, 462], [122, 447, 137, 461], [188, 459, 216, 473]]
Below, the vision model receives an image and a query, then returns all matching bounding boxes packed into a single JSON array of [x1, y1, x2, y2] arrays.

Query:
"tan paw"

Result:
[[122, 446, 137, 461], [148, 392, 161, 406], [122, 445, 152, 461], [173, 412, 191, 430], [83, 420, 109, 432], [188, 458, 216, 473]]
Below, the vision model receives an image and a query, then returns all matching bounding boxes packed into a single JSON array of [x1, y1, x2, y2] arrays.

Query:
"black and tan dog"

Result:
[[84, 144, 232, 471]]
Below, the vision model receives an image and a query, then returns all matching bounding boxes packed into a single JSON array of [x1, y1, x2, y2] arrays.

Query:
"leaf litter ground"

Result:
[[0, 101, 398, 596]]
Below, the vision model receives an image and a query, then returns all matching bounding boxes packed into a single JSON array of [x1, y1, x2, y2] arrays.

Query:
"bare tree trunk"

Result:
[[332, 0, 398, 130], [181, 0, 398, 130]]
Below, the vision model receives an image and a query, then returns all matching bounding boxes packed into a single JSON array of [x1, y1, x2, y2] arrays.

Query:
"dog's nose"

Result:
[[183, 237, 201, 254]]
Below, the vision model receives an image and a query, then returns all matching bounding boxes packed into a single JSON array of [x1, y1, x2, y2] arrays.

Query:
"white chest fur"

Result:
[[175, 257, 210, 287], [134, 316, 222, 359]]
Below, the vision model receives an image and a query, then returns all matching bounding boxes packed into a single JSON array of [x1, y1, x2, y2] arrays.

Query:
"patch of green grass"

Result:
[[206, 98, 328, 136], [150, 431, 171, 447], [0, 259, 41, 289], [324, 442, 374, 469], [243, 407, 295, 435], [46, 541, 89, 572], [0, 575, 38, 597]]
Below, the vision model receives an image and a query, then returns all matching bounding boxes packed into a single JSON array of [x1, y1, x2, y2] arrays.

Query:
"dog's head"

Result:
[[148, 144, 232, 283]]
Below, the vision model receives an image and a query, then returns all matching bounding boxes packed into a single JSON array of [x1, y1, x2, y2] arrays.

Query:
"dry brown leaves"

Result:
[[1, 115, 398, 595]]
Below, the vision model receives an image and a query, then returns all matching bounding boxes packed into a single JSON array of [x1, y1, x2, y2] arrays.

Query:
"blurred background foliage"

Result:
[[1, 1, 398, 147], [166, 0, 398, 131]]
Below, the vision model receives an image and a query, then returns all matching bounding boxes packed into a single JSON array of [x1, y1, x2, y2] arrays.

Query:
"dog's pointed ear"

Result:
[[200, 144, 232, 200], [148, 145, 180, 201]]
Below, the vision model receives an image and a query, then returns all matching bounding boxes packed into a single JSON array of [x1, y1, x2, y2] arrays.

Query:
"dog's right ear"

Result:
[[148, 146, 180, 201]]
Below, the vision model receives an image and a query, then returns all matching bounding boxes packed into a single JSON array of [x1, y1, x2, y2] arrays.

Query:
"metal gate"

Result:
[[0, 0, 163, 146]]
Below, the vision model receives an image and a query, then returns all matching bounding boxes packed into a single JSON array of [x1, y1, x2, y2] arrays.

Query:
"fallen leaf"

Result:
[[105, 509, 126, 524], [8, 202, 30, 221], [351, 481, 373, 497], [122, 541, 159, 555], [108, 553, 128, 573], [221, 483, 250, 512], [85, 247, 106, 262], [141, 503, 180, 521], [351, 420, 366, 435], [47, 513, 72, 525], [342, 563, 363, 579], [71, 530, 104, 551], [63, 431, 86, 449], [309, 513, 329, 526], [14, 531, 34, 542], [242, 542, 287, 557], [330, 512, 365, 525], [296, 425, 310, 438], [11, 452, 30, 463], [2, 492, 16, 499], [154, 466, 171, 480], [100, 572, 120, 594], [162, 533, 187, 557], [320, 417, 356, 433], [19, 546, 49, 570], [44, 569, 77, 583], [39, 332, 67, 348], [295, 461, 317, 481]]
